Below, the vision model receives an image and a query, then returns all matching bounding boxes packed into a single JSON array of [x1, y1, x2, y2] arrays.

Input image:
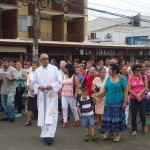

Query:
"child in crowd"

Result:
[[77, 87, 98, 142]]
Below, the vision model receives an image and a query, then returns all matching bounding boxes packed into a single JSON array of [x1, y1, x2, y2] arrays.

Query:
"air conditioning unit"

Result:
[[105, 33, 112, 39]]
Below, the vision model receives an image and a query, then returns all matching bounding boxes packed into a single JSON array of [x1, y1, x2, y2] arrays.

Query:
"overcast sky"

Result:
[[88, 0, 150, 21]]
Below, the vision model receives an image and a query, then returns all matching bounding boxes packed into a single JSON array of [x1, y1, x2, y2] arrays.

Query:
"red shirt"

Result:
[[81, 70, 86, 77], [86, 74, 98, 96]]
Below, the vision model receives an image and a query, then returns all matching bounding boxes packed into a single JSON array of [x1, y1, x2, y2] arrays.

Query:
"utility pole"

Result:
[[132, 15, 134, 45], [32, 0, 40, 61]]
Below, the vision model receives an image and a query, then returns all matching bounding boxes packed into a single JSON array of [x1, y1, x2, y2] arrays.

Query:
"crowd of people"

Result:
[[0, 55, 150, 146]]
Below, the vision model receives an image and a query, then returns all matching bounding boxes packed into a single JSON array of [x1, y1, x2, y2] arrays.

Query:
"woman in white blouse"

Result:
[[24, 61, 39, 126]]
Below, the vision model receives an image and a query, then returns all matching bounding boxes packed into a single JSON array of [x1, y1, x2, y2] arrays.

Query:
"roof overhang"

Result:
[[0, 39, 150, 50]]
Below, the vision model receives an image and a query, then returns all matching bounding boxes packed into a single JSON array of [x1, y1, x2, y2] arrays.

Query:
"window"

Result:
[[91, 33, 96, 39], [19, 16, 27, 32]]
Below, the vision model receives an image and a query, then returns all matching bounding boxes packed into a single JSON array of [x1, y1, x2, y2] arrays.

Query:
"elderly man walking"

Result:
[[33, 53, 62, 145]]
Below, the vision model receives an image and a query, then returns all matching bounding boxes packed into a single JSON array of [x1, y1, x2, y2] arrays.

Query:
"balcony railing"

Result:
[[45, 1, 84, 15], [65, 34, 80, 42], [0, 29, 12, 39], [40, 32, 57, 41], [0, 0, 16, 5], [40, 32, 80, 42]]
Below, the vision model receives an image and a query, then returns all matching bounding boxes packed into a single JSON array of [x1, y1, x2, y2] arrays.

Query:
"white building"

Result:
[[88, 14, 150, 45]]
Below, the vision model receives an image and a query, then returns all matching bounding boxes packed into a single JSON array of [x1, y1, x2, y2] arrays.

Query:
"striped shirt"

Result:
[[77, 96, 94, 116]]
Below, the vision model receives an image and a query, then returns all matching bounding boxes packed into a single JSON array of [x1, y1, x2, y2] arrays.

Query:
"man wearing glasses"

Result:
[[33, 53, 62, 145]]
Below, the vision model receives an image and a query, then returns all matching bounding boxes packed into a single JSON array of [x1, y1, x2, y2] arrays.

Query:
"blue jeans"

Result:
[[130, 99, 147, 131], [1, 91, 15, 119]]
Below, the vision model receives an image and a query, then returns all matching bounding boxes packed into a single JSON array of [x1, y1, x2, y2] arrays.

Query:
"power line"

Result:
[[69, 2, 150, 24], [88, 13, 150, 32], [120, 0, 150, 10], [88, 2, 150, 16], [133, 0, 150, 6]]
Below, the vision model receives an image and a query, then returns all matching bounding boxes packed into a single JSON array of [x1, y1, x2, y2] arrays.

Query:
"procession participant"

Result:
[[128, 64, 148, 136], [0, 57, 17, 122], [15, 61, 27, 117], [61, 64, 80, 128], [94, 63, 128, 142], [92, 68, 107, 130], [77, 87, 98, 142], [33, 53, 62, 145], [120, 65, 130, 126], [24, 61, 39, 126]]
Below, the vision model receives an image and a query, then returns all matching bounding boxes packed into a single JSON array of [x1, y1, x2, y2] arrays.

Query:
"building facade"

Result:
[[0, 1, 149, 63], [0, 0, 88, 61]]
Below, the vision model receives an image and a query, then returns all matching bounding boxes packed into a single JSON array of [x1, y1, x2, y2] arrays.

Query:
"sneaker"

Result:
[[132, 131, 138, 136], [15, 113, 22, 118], [91, 135, 98, 142], [84, 135, 89, 141]]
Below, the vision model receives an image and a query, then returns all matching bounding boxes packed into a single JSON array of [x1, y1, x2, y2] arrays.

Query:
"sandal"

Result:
[[142, 126, 148, 134], [24, 121, 32, 126], [103, 133, 114, 140], [114, 136, 120, 142]]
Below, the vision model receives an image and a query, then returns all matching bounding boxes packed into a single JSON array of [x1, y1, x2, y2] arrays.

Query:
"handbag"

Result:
[[95, 85, 100, 92], [22, 89, 28, 103]]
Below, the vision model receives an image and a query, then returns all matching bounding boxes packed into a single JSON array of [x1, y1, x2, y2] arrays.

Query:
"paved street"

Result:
[[0, 113, 150, 150]]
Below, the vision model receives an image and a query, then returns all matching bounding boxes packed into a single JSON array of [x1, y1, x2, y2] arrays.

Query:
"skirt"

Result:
[[101, 103, 126, 133], [27, 95, 37, 111]]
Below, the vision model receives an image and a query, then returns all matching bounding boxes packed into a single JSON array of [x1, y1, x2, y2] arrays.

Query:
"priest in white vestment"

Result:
[[33, 53, 62, 145]]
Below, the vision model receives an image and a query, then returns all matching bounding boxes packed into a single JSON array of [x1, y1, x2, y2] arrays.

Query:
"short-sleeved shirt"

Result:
[[92, 77, 107, 90], [0, 66, 17, 94], [86, 74, 98, 96], [104, 75, 128, 104], [128, 75, 147, 99], [16, 69, 26, 88], [78, 75, 83, 83], [77, 96, 94, 116]]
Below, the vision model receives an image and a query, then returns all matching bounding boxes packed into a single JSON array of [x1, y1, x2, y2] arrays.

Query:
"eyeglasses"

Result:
[[41, 58, 49, 61], [135, 69, 142, 72]]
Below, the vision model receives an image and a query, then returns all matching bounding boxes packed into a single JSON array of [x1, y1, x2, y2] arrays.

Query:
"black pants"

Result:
[[58, 97, 62, 113], [15, 87, 25, 113], [130, 98, 147, 131]]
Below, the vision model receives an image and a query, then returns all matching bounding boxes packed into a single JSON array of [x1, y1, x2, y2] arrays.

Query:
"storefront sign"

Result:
[[127, 37, 150, 45], [96, 50, 116, 56]]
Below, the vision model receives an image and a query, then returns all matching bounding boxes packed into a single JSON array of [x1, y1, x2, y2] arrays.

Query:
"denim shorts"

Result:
[[82, 115, 95, 127]]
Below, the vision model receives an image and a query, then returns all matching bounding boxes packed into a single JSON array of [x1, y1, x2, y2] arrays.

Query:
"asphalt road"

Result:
[[0, 113, 150, 150]]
